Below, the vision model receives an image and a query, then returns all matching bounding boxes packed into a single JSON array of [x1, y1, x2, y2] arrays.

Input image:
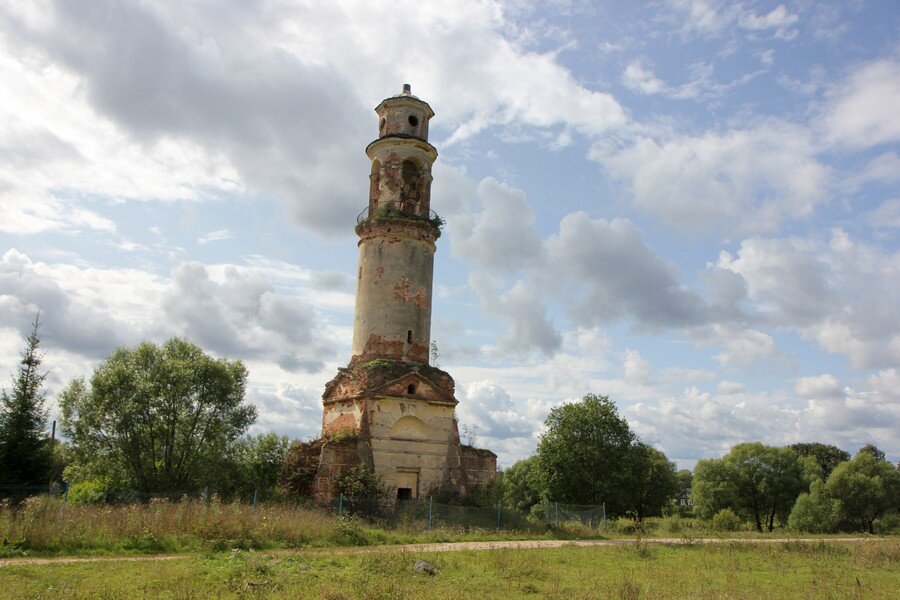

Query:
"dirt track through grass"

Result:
[[0, 536, 873, 567]]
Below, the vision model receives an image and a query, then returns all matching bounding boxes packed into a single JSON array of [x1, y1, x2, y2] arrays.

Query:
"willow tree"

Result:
[[59, 338, 256, 492], [693, 443, 809, 531]]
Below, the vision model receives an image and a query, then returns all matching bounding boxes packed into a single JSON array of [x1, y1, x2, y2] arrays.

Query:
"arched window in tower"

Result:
[[417, 167, 430, 206], [379, 117, 386, 136], [400, 159, 420, 208], [369, 160, 381, 207]]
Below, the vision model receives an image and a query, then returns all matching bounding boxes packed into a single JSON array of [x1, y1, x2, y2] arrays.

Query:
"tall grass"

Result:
[[2, 496, 880, 558], [0, 496, 556, 556], [0, 495, 339, 555]]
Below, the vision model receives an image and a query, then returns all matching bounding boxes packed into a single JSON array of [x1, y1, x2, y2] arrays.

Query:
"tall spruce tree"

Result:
[[0, 315, 53, 485]]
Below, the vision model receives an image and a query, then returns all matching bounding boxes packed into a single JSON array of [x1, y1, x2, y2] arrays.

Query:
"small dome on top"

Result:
[[375, 84, 434, 141], [394, 83, 418, 99]]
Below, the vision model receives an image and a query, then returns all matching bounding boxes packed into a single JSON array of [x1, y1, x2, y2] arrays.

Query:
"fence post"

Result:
[[428, 496, 433, 531], [63, 481, 69, 503], [602, 502, 606, 528], [496, 502, 502, 529], [252, 489, 258, 509], [204, 486, 209, 505], [555, 502, 559, 527], [338, 493, 343, 516]]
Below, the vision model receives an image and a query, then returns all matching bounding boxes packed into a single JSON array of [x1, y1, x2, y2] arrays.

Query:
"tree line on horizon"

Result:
[[500, 395, 899, 533], [1, 324, 897, 534]]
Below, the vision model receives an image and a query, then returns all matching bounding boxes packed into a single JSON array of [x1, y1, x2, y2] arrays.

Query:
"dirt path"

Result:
[[0, 537, 875, 568]]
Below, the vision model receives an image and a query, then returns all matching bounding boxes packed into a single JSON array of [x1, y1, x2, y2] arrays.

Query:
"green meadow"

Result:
[[2, 496, 881, 558], [2, 540, 897, 599]]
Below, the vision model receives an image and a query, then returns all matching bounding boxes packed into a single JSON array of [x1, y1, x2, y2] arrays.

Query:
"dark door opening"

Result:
[[397, 487, 413, 501]]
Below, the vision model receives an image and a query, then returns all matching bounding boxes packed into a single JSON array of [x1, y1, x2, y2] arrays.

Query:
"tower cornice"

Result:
[[375, 95, 435, 119], [366, 136, 438, 161]]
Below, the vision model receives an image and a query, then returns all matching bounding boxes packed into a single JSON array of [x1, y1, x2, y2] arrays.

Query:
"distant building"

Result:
[[677, 488, 693, 506]]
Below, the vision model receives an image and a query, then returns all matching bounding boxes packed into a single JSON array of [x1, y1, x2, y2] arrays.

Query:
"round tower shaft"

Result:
[[351, 85, 440, 365]]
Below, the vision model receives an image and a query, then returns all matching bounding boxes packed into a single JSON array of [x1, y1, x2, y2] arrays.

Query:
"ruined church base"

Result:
[[281, 359, 496, 503]]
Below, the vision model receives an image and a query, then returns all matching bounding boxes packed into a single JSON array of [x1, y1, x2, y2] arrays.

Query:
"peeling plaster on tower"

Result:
[[352, 84, 438, 366], [307, 85, 496, 503]]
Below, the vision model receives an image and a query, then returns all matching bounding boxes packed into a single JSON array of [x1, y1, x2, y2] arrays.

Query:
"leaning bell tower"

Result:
[[311, 85, 496, 503]]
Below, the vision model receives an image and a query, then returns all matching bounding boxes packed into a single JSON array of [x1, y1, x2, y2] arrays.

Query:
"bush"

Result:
[[873, 512, 900, 535], [337, 466, 383, 501], [788, 480, 841, 533], [67, 480, 108, 504], [609, 517, 640, 535], [330, 516, 370, 546], [710, 508, 741, 532], [659, 516, 683, 534]]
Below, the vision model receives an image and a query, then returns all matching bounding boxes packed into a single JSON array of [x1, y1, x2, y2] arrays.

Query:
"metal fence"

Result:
[[540, 502, 607, 528], [328, 495, 606, 531]]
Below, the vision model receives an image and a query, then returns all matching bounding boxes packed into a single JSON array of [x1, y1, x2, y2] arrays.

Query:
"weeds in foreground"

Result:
[[2, 541, 897, 599], [0, 497, 552, 557], [0, 496, 890, 559], [0, 495, 338, 556]]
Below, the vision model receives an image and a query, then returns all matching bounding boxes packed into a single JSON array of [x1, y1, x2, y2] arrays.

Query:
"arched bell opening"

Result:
[[400, 158, 422, 213], [369, 159, 381, 210]]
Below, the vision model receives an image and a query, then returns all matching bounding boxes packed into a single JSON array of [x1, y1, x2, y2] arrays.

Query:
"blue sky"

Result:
[[1, 0, 898, 468]]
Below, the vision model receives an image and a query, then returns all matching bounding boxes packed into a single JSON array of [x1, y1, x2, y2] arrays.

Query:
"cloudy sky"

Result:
[[1, 0, 898, 468]]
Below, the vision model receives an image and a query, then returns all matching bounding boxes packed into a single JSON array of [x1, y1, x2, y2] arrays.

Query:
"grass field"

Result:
[[1, 496, 564, 557], [1, 539, 897, 599], [3, 496, 884, 558]]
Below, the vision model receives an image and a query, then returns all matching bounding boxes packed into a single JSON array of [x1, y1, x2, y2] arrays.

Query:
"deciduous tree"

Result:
[[231, 432, 291, 497], [59, 338, 256, 492], [692, 458, 736, 519], [789, 442, 851, 480], [857, 444, 886, 463], [536, 394, 635, 514], [788, 479, 841, 533], [826, 450, 900, 533], [624, 442, 680, 521], [534, 394, 679, 518], [676, 468, 693, 492], [692, 443, 807, 532], [502, 456, 545, 512]]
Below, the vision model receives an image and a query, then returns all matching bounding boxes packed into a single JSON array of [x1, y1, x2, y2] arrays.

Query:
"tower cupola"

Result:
[[365, 85, 437, 220], [375, 83, 434, 140]]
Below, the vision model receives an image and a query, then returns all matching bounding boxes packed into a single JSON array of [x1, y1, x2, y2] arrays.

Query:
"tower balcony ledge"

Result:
[[366, 135, 437, 160], [355, 203, 444, 235]]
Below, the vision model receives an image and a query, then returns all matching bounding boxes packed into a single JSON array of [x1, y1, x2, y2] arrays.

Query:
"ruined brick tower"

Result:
[[305, 85, 496, 503]]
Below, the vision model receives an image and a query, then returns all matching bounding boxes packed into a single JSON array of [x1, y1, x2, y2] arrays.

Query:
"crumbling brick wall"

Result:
[[280, 438, 326, 497], [459, 445, 498, 492], [311, 439, 365, 500]]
